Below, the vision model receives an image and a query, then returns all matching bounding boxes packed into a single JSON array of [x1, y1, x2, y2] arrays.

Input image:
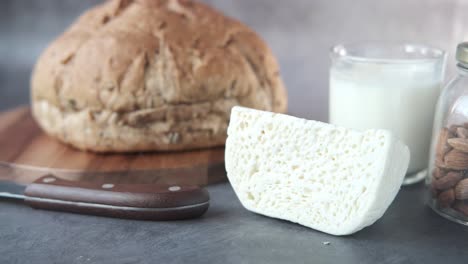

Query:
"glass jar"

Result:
[[428, 42, 468, 224]]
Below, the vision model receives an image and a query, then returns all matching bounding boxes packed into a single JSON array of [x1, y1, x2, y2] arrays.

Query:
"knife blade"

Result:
[[0, 174, 210, 220], [0, 179, 25, 199], [0, 160, 221, 185]]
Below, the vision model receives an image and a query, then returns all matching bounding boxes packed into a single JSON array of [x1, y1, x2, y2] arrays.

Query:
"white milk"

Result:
[[329, 63, 442, 174]]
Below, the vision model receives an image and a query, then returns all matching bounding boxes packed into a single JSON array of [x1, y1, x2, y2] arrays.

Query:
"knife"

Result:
[[0, 174, 210, 220]]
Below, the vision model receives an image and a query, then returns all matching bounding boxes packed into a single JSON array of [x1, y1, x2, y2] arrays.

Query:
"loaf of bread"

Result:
[[225, 107, 409, 235], [31, 0, 287, 152]]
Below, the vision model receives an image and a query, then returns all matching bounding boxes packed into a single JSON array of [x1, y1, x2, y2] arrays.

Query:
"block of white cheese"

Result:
[[225, 106, 410, 235]]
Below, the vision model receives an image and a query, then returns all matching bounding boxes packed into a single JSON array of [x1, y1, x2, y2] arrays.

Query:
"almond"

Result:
[[431, 184, 439, 198], [443, 149, 468, 170], [436, 128, 453, 160], [456, 127, 468, 139], [453, 201, 468, 216], [432, 167, 446, 179], [447, 138, 468, 153], [454, 178, 468, 200], [449, 125, 459, 134], [435, 158, 449, 169], [433, 171, 462, 190], [438, 189, 455, 208]]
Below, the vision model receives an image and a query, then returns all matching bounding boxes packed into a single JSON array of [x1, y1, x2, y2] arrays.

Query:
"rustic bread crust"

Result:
[[31, 0, 287, 152]]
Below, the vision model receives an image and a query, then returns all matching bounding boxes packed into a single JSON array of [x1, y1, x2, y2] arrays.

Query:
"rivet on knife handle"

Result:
[[23, 175, 210, 220]]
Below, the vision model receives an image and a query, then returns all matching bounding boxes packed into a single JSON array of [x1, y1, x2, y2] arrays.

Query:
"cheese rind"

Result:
[[225, 106, 410, 235]]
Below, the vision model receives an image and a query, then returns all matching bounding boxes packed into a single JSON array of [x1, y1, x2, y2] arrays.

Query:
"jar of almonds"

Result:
[[429, 42, 468, 224]]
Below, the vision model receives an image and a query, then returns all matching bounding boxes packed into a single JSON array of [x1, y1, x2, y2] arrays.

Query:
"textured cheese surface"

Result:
[[225, 106, 410, 235]]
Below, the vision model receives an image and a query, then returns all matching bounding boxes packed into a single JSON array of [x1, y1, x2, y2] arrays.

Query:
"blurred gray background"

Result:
[[1, 0, 467, 121]]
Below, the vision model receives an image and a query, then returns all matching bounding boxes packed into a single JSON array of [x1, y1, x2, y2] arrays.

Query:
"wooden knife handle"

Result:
[[24, 175, 209, 220]]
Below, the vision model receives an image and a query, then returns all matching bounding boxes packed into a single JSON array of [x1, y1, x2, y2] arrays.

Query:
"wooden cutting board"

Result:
[[0, 107, 226, 185]]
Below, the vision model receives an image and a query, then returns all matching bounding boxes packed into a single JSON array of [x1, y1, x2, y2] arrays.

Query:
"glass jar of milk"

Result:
[[329, 43, 446, 185]]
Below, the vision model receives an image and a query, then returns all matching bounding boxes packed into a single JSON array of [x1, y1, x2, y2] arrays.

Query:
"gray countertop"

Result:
[[1, 181, 468, 264], [1, 69, 468, 264]]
